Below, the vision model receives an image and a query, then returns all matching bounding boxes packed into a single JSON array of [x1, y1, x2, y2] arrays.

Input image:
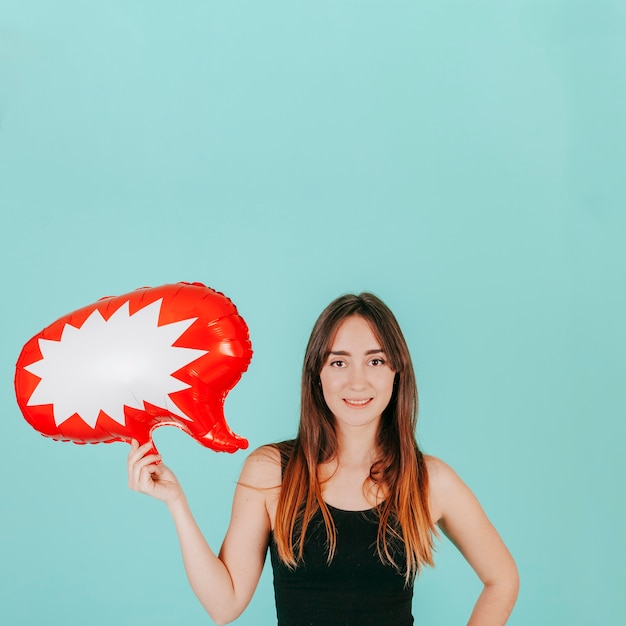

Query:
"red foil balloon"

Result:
[[15, 282, 252, 453]]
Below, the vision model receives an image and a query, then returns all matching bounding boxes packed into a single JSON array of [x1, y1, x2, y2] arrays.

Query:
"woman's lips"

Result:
[[343, 398, 373, 407]]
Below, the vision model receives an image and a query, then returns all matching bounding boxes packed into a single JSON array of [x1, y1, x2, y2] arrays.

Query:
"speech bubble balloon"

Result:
[[15, 282, 252, 453]]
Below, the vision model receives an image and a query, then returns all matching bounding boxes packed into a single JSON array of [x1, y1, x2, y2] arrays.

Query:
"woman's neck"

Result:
[[318, 422, 385, 510], [334, 421, 379, 467]]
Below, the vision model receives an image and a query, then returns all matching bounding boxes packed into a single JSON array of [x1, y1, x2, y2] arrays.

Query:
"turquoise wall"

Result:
[[2, 1, 625, 624]]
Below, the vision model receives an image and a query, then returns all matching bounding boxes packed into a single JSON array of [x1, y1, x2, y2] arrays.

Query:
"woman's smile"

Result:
[[343, 398, 373, 407]]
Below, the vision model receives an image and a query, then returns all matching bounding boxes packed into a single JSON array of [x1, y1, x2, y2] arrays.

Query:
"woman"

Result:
[[128, 293, 519, 625]]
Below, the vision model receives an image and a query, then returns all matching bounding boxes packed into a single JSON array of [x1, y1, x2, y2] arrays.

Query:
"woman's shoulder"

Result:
[[423, 455, 468, 523], [424, 454, 469, 490], [238, 441, 293, 490], [424, 454, 456, 480]]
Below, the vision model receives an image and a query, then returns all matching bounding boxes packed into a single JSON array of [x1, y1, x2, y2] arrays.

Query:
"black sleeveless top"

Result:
[[269, 447, 414, 626]]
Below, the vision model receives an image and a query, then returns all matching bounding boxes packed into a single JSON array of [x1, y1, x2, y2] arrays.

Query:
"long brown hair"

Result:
[[273, 293, 436, 583]]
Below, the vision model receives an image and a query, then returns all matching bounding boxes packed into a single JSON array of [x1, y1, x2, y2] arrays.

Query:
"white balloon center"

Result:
[[24, 299, 208, 428]]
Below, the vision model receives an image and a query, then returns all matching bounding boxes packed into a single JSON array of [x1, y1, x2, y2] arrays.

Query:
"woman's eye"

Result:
[[330, 360, 345, 368], [370, 358, 385, 366]]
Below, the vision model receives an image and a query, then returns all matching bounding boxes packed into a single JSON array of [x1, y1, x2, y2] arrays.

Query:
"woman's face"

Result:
[[319, 316, 395, 431]]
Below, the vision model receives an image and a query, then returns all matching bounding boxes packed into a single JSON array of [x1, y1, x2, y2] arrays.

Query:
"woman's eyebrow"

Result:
[[328, 349, 385, 356]]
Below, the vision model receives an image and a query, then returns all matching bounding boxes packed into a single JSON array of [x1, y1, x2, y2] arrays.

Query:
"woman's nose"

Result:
[[347, 365, 367, 389]]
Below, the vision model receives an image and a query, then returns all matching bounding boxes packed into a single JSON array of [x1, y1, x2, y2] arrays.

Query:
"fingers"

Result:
[[127, 440, 163, 492], [128, 439, 152, 460], [128, 455, 162, 489], [126, 440, 184, 505], [127, 440, 157, 470]]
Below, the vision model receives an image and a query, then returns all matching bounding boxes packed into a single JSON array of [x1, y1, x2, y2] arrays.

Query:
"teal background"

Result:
[[1, 1, 625, 624]]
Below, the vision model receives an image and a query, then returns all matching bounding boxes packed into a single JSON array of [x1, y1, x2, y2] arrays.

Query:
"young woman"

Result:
[[128, 293, 519, 625]]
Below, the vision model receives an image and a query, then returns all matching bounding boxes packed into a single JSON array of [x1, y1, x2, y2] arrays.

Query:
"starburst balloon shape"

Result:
[[24, 300, 206, 428], [15, 283, 252, 453]]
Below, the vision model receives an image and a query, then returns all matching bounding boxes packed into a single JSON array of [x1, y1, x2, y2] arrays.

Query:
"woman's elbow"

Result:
[[492, 559, 520, 609], [505, 555, 520, 595], [208, 609, 241, 626], [205, 598, 248, 626]]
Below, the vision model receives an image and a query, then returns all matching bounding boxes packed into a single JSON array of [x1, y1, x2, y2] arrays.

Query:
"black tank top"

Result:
[[269, 447, 414, 626]]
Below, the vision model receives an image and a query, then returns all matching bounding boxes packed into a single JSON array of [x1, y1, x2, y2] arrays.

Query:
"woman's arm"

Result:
[[128, 441, 280, 625], [426, 456, 520, 626]]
